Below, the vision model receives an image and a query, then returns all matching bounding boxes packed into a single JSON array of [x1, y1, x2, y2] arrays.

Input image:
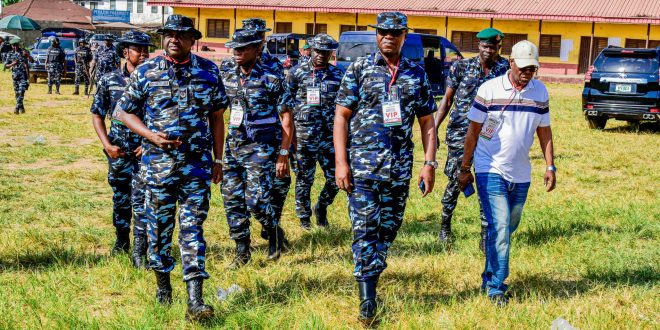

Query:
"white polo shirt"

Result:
[[467, 72, 550, 183]]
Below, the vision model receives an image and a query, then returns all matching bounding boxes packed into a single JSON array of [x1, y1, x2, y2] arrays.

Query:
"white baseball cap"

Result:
[[511, 40, 540, 68]]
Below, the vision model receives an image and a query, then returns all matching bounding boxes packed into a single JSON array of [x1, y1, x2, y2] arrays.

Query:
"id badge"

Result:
[[307, 86, 321, 106], [479, 115, 502, 140], [229, 101, 245, 129], [382, 101, 403, 127]]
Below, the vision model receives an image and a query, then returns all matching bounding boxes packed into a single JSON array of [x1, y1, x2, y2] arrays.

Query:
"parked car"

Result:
[[265, 33, 313, 69], [29, 28, 90, 83], [582, 46, 660, 129], [335, 31, 463, 97]]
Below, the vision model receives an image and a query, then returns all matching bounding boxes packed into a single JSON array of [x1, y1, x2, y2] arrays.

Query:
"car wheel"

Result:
[[627, 120, 640, 132], [587, 117, 607, 129]]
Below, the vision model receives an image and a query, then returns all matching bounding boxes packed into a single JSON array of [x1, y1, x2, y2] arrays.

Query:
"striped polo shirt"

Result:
[[467, 72, 550, 183]]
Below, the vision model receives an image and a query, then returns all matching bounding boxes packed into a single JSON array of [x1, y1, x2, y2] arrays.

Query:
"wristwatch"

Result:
[[547, 165, 557, 172], [424, 160, 438, 169], [279, 148, 289, 156], [213, 158, 223, 165]]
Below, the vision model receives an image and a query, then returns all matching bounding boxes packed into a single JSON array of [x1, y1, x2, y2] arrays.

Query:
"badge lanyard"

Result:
[[230, 64, 254, 128], [381, 57, 403, 127], [480, 87, 519, 140], [307, 64, 324, 106], [385, 57, 401, 101]]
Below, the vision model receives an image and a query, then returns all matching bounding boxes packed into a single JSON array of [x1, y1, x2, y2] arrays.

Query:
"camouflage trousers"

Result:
[[271, 155, 294, 223], [443, 146, 487, 228], [349, 178, 410, 282], [74, 65, 90, 88], [47, 63, 63, 87], [12, 77, 28, 110], [106, 152, 147, 237], [143, 150, 212, 281], [222, 140, 278, 241], [294, 136, 338, 219]]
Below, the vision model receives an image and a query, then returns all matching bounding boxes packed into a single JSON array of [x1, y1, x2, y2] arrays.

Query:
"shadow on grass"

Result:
[[603, 121, 659, 133], [515, 220, 606, 246], [0, 246, 106, 272]]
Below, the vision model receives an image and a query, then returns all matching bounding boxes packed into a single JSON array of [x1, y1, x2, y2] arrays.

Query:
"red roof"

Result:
[[148, 0, 660, 24], [2, 0, 94, 30]]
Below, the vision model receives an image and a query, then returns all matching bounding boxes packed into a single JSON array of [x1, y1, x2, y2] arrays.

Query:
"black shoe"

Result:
[[47, 86, 52, 94], [19, 107, 25, 114], [185, 278, 214, 322], [84, 86, 89, 95], [358, 281, 378, 325], [14, 108, 19, 115], [131, 235, 148, 269], [300, 217, 312, 230], [55, 87, 61, 95], [479, 225, 488, 254], [260, 228, 269, 241], [267, 227, 281, 261], [111, 229, 130, 255], [155, 272, 172, 305], [227, 239, 251, 269], [490, 294, 508, 307], [73, 87, 79, 95], [438, 215, 453, 244], [313, 203, 329, 227]]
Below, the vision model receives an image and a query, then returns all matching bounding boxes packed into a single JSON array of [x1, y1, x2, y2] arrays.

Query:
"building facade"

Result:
[[73, 0, 172, 26]]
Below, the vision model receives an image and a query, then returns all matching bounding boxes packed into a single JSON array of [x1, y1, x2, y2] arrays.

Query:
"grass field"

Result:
[[0, 71, 658, 329]]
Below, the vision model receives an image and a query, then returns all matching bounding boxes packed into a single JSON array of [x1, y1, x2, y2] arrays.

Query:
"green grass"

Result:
[[0, 73, 658, 329]]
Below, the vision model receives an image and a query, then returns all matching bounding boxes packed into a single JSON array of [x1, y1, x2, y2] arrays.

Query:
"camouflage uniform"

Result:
[[117, 54, 228, 281], [336, 52, 436, 281], [442, 56, 509, 236], [94, 44, 121, 80], [74, 45, 93, 91], [46, 45, 65, 89], [281, 60, 343, 221], [90, 66, 147, 238], [4, 47, 30, 113], [220, 59, 286, 241]]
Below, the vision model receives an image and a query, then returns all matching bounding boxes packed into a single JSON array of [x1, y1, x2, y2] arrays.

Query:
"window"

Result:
[[625, 39, 660, 49], [207, 19, 230, 38], [165, 7, 171, 14], [109, 0, 116, 10], [451, 31, 479, 53], [126, 0, 133, 12], [137, 0, 144, 13], [89, 2, 97, 10], [416, 29, 437, 35], [539, 34, 561, 57], [501, 33, 528, 55], [276, 22, 292, 33], [340, 25, 368, 33], [306, 23, 327, 35], [151, 5, 158, 14]]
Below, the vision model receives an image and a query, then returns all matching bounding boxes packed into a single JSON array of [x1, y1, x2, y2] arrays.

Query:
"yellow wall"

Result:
[[407, 15, 445, 35], [537, 21, 591, 65]]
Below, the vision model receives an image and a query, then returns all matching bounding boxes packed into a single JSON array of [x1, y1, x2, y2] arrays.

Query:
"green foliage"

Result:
[[2, 0, 22, 7]]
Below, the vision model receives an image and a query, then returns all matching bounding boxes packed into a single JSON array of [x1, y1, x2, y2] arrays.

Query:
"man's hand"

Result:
[[134, 146, 143, 158], [212, 163, 223, 184], [105, 145, 126, 159], [458, 171, 474, 192], [544, 170, 556, 192], [335, 161, 353, 193], [276, 155, 290, 179], [150, 132, 182, 150], [418, 165, 435, 197]]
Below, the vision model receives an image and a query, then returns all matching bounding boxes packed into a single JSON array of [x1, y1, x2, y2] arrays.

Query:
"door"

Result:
[[578, 36, 609, 73]]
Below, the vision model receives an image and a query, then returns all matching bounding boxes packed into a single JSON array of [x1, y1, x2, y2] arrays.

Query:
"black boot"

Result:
[[300, 217, 312, 230], [111, 228, 130, 255], [185, 278, 214, 322], [84, 85, 89, 95], [358, 281, 378, 325], [155, 271, 172, 305], [267, 226, 288, 261], [19, 106, 25, 114], [55, 85, 61, 95], [438, 214, 453, 244], [260, 227, 269, 241], [313, 203, 329, 227], [227, 238, 251, 269], [14, 107, 19, 115], [131, 235, 148, 269], [479, 225, 488, 254], [73, 86, 79, 95], [47, 85, 52, 94]]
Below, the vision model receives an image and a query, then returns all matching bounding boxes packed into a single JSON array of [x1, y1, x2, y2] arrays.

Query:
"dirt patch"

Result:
[[1, 158, 104, 171]]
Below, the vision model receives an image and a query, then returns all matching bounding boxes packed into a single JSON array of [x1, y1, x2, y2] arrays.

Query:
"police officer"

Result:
[[299, 42, 312, 63], [334, 12, 437, 324], [90, 31, 154, 268], [281, 34, 343, 229], [4, 38, 32, 114], [117, 15, 227, 322], [44, 36, 66, 95], [91, 35, 121, 81], [221, 29, 293, 268], [73, 39, 93, 95], [433, 28, 509, 250]]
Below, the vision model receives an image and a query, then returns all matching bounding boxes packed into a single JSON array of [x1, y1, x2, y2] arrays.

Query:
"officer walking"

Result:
[[73, 39, 93, 95], [4, 38, 32, 114], [434, 28, 510, 249], [91, 35, 121, 81], [44, 36, 66, 95], [220, 29, 293, 268], [117, 15, 227, 322], [90, 31, 154, 268], [334, 12, 438, 324], [281, 34, 343, 229]]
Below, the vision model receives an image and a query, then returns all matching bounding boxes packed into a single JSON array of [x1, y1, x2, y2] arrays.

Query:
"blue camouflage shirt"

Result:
[[336, 52, 437, 181], [220, 49, 284, 77], [90, 66, 142, 155], [445, 55, 509, 147], [94, 44, 121, 77], [4, 48, 29, 80], [117, 54, 229, 155]]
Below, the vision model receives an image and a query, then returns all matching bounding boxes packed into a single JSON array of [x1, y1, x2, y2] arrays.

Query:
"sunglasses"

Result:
[[314, 49, 333, 55], [377, 29, 404, 37], [519, 66, 538, 73]]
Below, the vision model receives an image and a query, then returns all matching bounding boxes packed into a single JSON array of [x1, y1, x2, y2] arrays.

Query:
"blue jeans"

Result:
[[475, 173, 530, 296]]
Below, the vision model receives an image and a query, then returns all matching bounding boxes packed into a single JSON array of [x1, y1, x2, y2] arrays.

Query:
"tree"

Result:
[[2, 0, 22, 6]]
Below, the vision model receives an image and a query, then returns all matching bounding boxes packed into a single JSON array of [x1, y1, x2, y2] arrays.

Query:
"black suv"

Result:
[[582, 46, 660, 129]]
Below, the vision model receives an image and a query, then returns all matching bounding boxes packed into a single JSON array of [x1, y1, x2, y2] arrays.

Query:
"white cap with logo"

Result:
[[511, 40, 540, 68]]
